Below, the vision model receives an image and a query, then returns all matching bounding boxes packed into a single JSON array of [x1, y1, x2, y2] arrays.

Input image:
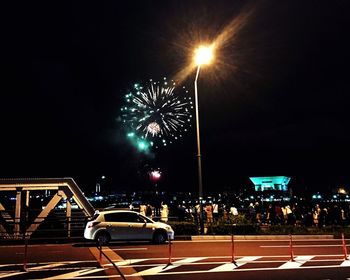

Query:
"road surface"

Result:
[[1, 238, 350, 279]]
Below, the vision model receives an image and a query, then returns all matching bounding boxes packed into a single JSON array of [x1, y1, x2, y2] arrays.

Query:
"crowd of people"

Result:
[[132, 200, 350, 228], [131, 201, 170, 222], [243, 202, 348, 227]]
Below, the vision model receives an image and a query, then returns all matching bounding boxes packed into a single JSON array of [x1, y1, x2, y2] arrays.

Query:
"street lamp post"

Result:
[[194, 65, 203, 200], [193, 45, 214, 231]]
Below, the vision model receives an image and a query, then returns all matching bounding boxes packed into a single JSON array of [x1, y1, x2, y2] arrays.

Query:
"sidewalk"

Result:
[[179, 234, 335, 241], [0, 234, 336, 245]]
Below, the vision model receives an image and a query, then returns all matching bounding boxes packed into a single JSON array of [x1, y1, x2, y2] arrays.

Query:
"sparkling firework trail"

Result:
[[120, 78, 193, 151]]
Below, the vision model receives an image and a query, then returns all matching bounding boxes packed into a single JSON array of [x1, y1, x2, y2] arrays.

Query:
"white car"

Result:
[[84, 210, 174, 245]]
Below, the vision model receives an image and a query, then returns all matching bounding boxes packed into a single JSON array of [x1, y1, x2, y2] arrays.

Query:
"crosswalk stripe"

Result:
[[0, 271, 27, 279], [236, 256, 262, 262], [341, 260, 350, 266], [131, 264, 180, 276], [279, 255, 314, 269], [210, 256, 260, 272], [28, 261, 80, 271], [173, 257, 207, 264], [209, 263, 237, 272], [44, 268, 104, 279], [131, 257, 206, 276], [114, 258, 148, 266]]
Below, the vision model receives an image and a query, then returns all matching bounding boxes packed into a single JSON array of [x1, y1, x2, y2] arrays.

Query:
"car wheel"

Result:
[[96, 232, 110, 246], [153, 231, 167, 244]]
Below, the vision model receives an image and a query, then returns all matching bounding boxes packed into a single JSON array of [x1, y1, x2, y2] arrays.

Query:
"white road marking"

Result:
[[1, 254, 350, 279], [44, 268, 104, 279], [0, 271, 27, 279], [0, 255, 345, 269], [173, 257, 207, 264], [131, 263, 180, 276], [234, 256, 261, 268], [124, 263, 350, 276], [113, 258, 148, 266], [28, 261, 79, 271], [210, 256, 260, 272], [113, 248, 148, 251], [278, 255, 314, 269], [209, 263, 237, 272], [102, 254, 347, 267], [341, 260, 350, 266], [131, 257, 206, 276]]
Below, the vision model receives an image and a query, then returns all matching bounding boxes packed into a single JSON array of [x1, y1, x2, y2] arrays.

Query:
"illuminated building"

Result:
[[249, 176, 291, 201]]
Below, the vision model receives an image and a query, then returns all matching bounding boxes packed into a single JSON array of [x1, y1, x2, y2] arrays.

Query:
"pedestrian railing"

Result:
[[0, 209, 90, 241]]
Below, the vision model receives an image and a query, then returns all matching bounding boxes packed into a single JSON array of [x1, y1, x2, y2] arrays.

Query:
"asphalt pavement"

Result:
[[1, 236, 350, 279]]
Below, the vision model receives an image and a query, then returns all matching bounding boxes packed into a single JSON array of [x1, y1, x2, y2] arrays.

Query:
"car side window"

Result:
[[104, 212, 146, 223], [123, 213, 145, 223], [104, 213, 123, 222]]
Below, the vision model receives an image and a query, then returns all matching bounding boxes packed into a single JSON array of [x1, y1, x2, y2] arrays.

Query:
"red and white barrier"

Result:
[[342, 233, 348, 260], [289, 234, 295, 262]]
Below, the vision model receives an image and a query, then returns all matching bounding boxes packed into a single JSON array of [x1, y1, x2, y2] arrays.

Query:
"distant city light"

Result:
[[338, 187, 347, 194]]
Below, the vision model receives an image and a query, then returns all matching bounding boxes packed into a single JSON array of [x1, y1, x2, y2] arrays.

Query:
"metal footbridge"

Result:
[[0, 178, 95, 239]]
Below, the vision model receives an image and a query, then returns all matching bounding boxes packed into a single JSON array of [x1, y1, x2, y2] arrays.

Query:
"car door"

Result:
[[103, 212, 131, 240], [126, 213, 155, 240]]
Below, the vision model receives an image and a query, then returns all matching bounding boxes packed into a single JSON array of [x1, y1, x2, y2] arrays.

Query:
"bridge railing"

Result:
[[0, 209, 91, 241]]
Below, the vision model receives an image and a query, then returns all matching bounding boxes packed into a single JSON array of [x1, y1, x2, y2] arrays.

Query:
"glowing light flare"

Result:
[[173, 3, 256, 84], [338, 188, 347, 194], [194, 45, 214, 66]]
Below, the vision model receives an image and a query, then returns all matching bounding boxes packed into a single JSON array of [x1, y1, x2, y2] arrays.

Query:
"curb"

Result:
[[190, 235, 335, 240]]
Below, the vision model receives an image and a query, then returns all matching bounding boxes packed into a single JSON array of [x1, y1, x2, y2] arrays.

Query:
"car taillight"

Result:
[[87, 221, 100, 228]]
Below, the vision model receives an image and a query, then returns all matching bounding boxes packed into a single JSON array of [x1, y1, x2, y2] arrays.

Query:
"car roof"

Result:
[[97, 210, 140, 215]]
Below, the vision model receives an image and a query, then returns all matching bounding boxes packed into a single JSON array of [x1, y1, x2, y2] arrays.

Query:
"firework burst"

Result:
[[120, 78, 193, 151]]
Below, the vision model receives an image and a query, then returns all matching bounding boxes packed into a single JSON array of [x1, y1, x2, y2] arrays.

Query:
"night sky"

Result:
[[2, 1, 350, 195]]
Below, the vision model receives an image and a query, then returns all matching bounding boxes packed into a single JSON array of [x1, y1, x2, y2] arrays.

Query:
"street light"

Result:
[[193, 45, 214, 205], [194, 45, 214, 66]]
